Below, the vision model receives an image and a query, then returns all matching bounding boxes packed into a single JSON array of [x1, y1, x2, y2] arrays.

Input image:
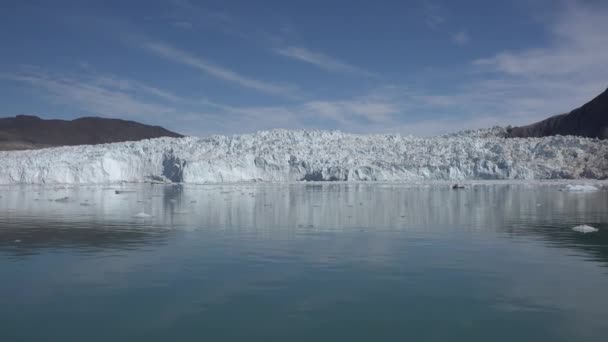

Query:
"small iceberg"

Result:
[[133, 212, 152, 218], [572, 225, 598, 233], [563, 185, 599, 192]]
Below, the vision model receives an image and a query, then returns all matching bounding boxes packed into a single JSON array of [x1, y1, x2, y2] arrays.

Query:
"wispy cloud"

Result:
[[4, 2, 606, 138], [93, 75, 183, 103], [142, 41, 299, 98], [1, 67, 179, 119], [171, 91, 402, 134], [451, 31, 470, 46], [473, 3, 608, 79], [172, 21, 193, 30], [171, 0, 233, 25], [422, 2, 472, 46], [168, 0, 268, 42], [274, 46, 380, 78], [422, 2, 445, 30], [353, 1, 608, 136], [469, 1, 608, 120]]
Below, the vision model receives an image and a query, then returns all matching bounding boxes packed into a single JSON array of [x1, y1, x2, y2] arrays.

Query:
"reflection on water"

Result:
[[0, 182, 607, 341]]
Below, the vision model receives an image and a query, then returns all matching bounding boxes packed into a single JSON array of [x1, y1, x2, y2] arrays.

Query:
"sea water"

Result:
[[1, 182, 607, 341]]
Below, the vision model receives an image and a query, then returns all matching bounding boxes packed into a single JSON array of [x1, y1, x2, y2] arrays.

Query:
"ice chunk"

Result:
[[563, 185, 599, 192], [133, 212, 152, 218], [572, 225, 598, 233]]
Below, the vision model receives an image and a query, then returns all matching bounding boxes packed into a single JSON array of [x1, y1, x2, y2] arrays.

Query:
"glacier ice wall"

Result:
[[1, 129, 607, 184]]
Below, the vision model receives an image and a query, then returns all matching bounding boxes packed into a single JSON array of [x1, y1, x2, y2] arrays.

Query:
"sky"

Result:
[[1, 0, 607, 136]]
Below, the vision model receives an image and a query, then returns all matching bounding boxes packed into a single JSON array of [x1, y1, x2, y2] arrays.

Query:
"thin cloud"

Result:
[[422, 2, 445, 30], [473, 3, 608, 78], [4, 2, 606, 138], [142, 42, 299, 97], [275, 46, 380, 78], [422, 2, 472, 46], [93, 75, 183, 103], [451, 31, 470, 46], [468, 1, 608, 123], [2, 67, 179, 119], [172, 21, 193, 29], [184, 93, 402, 134]]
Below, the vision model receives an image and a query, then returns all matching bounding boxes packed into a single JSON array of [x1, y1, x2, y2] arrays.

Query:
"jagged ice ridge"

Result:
[[1, 129, 607, 184]]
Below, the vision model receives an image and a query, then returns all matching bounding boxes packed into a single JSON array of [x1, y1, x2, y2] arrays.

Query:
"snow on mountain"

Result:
[[1, 129, 607, 184]]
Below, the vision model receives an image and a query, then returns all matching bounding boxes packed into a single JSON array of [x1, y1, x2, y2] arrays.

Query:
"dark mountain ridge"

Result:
[[0, 115, 183, 150], [506, 88, 608, 139]]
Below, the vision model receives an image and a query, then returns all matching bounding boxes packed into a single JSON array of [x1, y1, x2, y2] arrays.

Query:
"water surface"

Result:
[[1, 182, 607, 341]]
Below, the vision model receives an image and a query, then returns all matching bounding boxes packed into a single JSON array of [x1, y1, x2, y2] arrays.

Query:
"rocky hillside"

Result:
[[507, 88, 608, 139], [0, 115, 183, 150]]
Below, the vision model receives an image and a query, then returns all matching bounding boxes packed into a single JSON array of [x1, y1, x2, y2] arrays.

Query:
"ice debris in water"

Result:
[[563, 185, 599, 192], [572, 225, 599, 233], [1, 129, 607, 184], [133, 212, 152, 218]]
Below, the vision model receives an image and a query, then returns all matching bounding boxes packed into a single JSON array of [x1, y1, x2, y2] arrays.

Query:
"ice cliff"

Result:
[[1, 129, 607, 184]]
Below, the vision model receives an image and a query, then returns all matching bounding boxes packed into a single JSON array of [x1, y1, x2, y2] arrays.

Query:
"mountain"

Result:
[[506, 88, 608, 139], [1, 129, 607, 184], [0, 115, 183, 150]]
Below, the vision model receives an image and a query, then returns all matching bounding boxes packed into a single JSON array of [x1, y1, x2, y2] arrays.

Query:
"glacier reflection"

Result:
[[1, 182, 606, 256]]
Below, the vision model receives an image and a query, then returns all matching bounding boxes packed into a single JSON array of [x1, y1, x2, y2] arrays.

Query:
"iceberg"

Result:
[[562, 184, 600, 192], [1, 129, 607, 184], [133, 212, 152, 218], [572, 225, 599, 233]]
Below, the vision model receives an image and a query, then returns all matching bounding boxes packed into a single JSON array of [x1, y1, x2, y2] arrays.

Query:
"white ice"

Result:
[[563, 185, 600, 192], [572, 225, 599, 233], [1, 128, 607, 184], [133, 212, 152, 218]]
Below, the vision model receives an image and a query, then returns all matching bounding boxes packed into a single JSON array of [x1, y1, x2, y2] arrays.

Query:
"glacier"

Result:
[[0, 129, 607, 184]]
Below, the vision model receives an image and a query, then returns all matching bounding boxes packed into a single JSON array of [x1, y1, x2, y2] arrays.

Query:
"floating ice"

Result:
[[563, 185, 600, 192], [133, 212, 152, 218], [1, 129, 607, 184], [572, 225, 599, 233]]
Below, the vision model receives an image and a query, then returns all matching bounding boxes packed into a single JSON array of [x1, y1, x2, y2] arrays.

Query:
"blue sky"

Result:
[[1, 0, 607, 136]]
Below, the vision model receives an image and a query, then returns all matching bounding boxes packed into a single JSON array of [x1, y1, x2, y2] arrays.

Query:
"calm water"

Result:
[[1, 182, 607, 341]]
